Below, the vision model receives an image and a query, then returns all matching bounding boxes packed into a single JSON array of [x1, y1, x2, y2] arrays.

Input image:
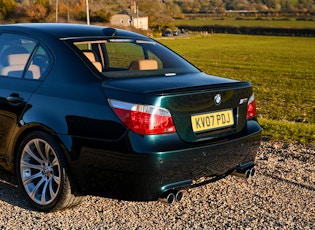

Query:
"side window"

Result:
[[32, 45, 51, 77], [0, 33, 51, 80]]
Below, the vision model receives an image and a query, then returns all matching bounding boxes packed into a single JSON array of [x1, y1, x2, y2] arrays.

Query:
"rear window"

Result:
[[73, 38, 199, 78]]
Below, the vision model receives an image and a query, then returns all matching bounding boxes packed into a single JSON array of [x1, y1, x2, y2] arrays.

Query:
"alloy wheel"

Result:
[[20, 138, 61, 205]]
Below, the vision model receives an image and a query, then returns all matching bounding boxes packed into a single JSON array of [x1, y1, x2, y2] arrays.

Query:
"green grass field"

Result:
[[175, 18, 315, 29], [159, 34, 315, 144]]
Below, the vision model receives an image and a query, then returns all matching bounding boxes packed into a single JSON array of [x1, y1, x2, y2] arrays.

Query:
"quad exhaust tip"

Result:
[[159, 163, 255, 204], [232, 166, 256, 179], [159, 190, 183, 204]]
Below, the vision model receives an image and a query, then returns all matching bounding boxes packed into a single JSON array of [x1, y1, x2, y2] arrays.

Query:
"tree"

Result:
[[37, 0, 49, 8], [181, 0, 202, 13], [230, 0, 251, 10], [90, 10, 111, 22], [264, 0, 282, 11], [25, 0, 49, 22], [211, 0, 226, 13], [136, 0, 173, 30], [0, 0, 16, 19], [164, 1, 183, 18]]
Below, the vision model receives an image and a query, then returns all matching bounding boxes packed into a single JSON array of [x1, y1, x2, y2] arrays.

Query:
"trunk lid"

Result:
[[103, 72, 253, 143]]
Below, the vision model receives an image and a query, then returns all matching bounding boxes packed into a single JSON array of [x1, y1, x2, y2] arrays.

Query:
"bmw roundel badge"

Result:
[[214, 94, 222, 105]]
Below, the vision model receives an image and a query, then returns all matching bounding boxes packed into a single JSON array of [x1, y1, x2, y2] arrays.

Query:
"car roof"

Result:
[[0, 23, 147, 40]]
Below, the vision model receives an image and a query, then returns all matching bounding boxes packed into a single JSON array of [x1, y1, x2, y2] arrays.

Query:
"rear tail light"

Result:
[[108, 99, 176, 135], [246, 93, 257, 119]]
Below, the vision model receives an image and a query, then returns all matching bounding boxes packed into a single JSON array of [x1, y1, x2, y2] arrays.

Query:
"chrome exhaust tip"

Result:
[[244, 167, 256, 179], [159, 192, 175, 204], [175, 190, 183, 202], [166, 192, 175, 204], [245, 169, 251, 179], [250, 167, 255, 177], [159, 190, 183, 204], [231, 162, 256, 180]]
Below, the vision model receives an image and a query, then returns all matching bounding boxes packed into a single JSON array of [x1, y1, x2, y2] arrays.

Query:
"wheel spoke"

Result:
[[44, 142, 52, 162], [20, 159, 42, 171], [40, 179, 49, 204], [25, 144, 44, 165], [29, 177, 46, 200], [48, 178, 58, 200], [51, 156, 59, 167], [22, 171, 43, 185], [34, 139, 48, 162], [52, 174, 61, 185]]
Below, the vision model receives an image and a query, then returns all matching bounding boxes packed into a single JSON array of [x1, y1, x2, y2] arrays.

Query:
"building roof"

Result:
[[118, 9, 147, 18]]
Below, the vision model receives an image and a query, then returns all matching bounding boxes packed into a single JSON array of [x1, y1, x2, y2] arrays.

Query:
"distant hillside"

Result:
[[12, 0, 315, 16], [2, 0, 314, 28]]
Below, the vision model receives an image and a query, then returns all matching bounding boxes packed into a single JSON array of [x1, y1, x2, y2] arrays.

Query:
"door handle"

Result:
[[7, 94, 25, 105]]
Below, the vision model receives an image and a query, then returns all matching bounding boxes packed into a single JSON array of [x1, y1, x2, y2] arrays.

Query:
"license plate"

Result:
[[191, 109, 234, 132]]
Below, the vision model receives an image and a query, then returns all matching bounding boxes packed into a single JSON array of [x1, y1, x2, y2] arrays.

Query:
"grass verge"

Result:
[[159, 34, 315, 145], [259, 118, 315, 145]]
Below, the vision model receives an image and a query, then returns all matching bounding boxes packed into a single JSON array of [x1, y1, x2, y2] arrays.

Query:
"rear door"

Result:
[[0, 32, 51, 161], [0, 78, 41, 155]]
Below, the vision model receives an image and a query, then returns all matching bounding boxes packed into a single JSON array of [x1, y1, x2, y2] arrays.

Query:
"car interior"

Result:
[[83, 50, 102, 72], [0, 52, 41, 79], [128, 59, 158, 71]]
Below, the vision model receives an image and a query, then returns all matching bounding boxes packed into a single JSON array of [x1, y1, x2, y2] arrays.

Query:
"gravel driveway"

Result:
[[0, 141, 314, 229]]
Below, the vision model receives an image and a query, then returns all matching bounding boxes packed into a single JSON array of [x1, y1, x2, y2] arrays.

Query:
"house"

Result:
[[110, 2, 149, 30]]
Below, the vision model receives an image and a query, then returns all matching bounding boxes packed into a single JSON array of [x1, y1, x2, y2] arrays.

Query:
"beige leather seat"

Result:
[[1, 54, 40, 79], [83, 51, 102, 72], [129, 59, 158, 71]]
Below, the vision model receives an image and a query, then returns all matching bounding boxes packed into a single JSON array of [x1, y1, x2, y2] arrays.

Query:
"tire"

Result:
[[16, 131, 82, 212]]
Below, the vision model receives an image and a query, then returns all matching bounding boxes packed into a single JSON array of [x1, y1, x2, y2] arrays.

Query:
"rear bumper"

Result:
[[71, 120, 261, 201]]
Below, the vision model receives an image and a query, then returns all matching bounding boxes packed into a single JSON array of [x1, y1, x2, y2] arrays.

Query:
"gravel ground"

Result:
[[0, 140, 314, 229]]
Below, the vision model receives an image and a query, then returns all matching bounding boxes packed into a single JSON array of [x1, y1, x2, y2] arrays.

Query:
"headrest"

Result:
[[0, 46, 28, 66], [7, 54, 30, 65], [129, 59, 158, 71]]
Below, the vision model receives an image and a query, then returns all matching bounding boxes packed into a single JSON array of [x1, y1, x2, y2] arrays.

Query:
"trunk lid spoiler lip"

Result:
[[101, 72, 251, 95], [153, 81, 252, 95]]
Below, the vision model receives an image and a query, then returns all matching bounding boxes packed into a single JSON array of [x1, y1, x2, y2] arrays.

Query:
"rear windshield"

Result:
[[71, 38, 200, 78]]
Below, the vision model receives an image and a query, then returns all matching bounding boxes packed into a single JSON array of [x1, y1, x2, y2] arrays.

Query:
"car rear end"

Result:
[[67, 32, 261, 202], [98, 74, 261, 201]]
